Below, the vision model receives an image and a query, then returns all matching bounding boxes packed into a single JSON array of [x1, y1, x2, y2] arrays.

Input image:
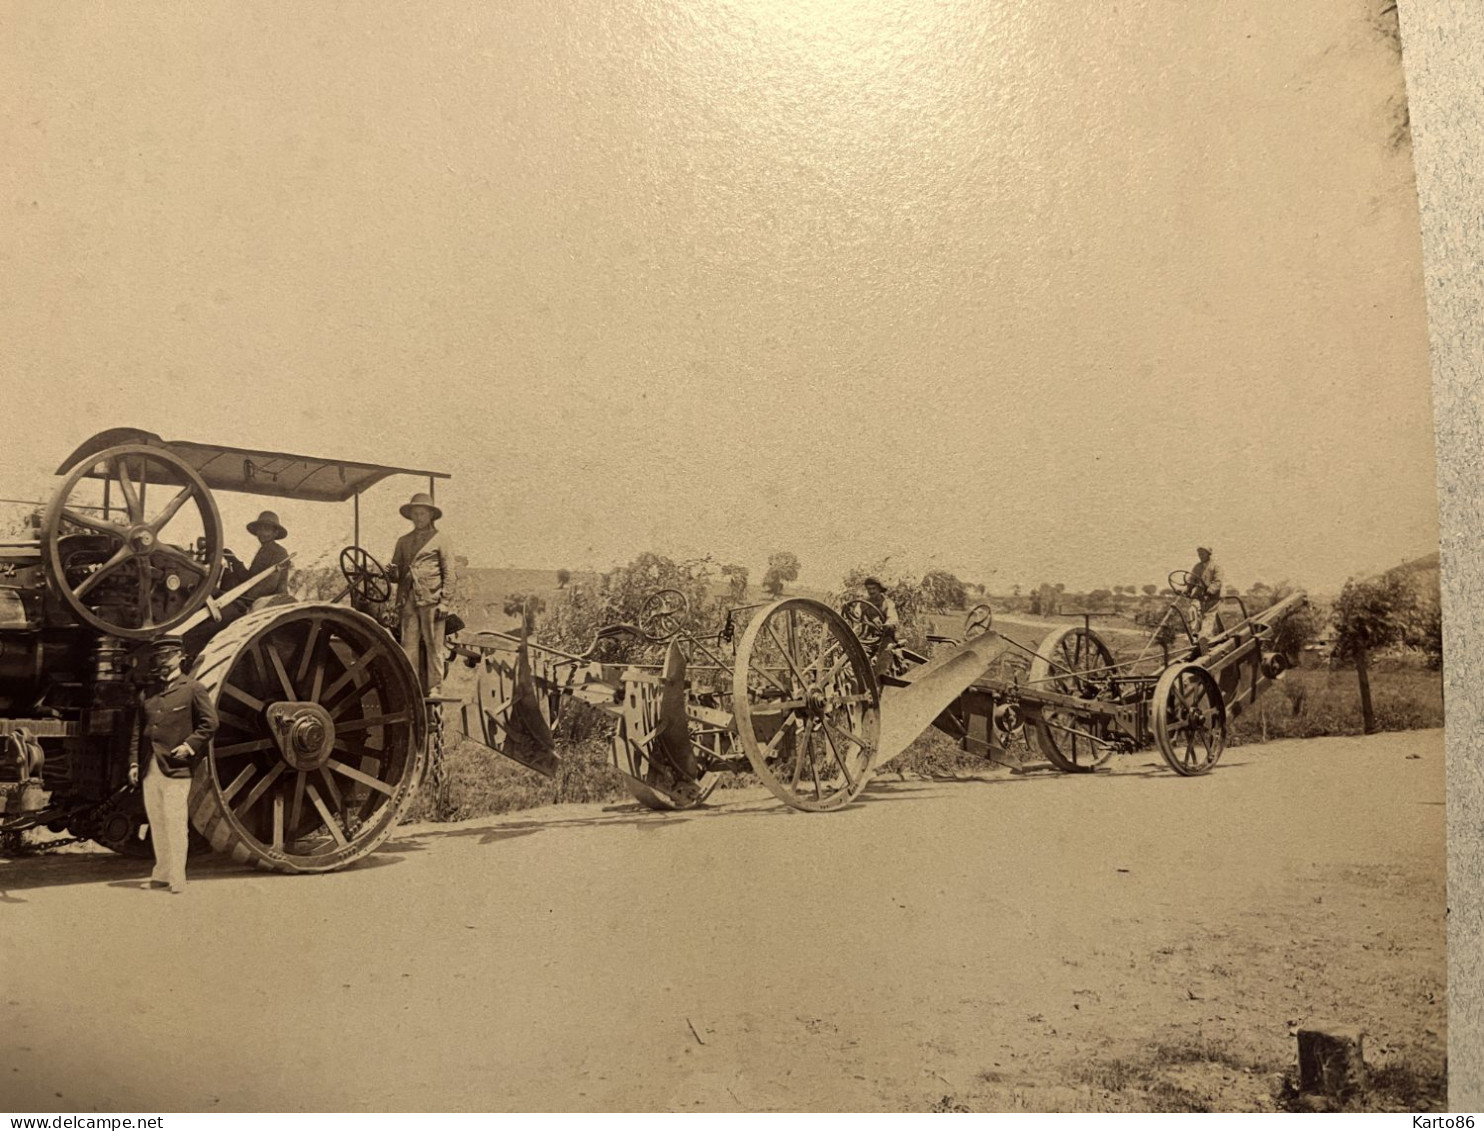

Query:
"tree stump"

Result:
[[1297, 1025, 1367, 1101]]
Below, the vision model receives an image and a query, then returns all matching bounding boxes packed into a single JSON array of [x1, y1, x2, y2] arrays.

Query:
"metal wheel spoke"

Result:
[[264, 640, 298, 701], [234, 763, 285, 818], [326, 758, 394, 795], [748, 698, 809, 714], [320, 646, 386, 710], [806, 636, 843, 679], [61, 507, 125, 539], [762, 713, 801, 754], [221, 763, 256, 803], [221, 683, 266, 713], [112, 457, 143, 523], [816, 715, 856, 791], [216, 709, 261, 736], [271, 793, 285, 850], [306, 784, 348, 848], [73, 544, 134, 599], [802, 717, 822, 801], [295, 618, 324, 688], [147, 486, 196, 534], [214, 737, 277, 758], [336, 711, 411, 733], [289, 771, 306, 834], [765, 621, 809, 690], [819, 714, 871, 752]]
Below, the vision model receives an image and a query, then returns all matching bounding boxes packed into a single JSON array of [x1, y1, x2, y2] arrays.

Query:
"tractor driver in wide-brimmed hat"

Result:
[[237, 510, 291, 603], [389, 493, 457, 696], [183, 510, 292, 660]]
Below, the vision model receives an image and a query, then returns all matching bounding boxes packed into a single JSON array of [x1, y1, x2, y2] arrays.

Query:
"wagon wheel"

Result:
[[339, 546, 392, 606], [1152, 662, 1227, 776], [42, 443, 225, 639], [188, 603, 426, 873], [732, 598, 879, 811], [1027, 623, 1118, 773], [963, 603, 994, 639], [639, 588, 689, 641], [840, 599, 885, 648]]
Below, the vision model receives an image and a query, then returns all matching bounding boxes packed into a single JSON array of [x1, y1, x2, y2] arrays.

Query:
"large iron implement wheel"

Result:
[[1028, 624, 1118, 773], [732, 598, 879, 811], [188, 604, 425, 873], [1152, 662, 1227, 776]]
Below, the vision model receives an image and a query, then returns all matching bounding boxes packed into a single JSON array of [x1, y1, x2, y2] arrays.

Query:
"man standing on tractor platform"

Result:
[[390, 492, 457, 697], [128, 636, 218, 894], [1189, 545, 1225, 648]]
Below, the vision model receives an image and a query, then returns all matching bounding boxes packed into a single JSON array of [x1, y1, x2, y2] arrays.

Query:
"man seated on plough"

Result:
[[861, 576, 912, 673]]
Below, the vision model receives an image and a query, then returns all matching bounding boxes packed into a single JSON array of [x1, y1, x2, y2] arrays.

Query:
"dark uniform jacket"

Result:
[[131, 675, 220, 780]]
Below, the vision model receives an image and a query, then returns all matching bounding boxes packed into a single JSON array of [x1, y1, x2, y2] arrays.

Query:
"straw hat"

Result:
[[399, 492, 443, 521], [246, 510, 288, 540]]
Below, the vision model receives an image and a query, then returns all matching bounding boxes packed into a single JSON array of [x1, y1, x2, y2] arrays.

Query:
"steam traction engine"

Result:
[[0, 429, 445, 873]]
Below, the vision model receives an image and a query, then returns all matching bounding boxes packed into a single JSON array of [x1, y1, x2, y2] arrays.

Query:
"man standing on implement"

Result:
[[390, 492, 457, 696], [128, 636, 218, 893], [1188, 545, 1225, 649]]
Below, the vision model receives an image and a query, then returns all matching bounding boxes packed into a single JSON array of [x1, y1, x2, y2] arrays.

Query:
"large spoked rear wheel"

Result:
[[1028, 624, 1118, 773], [732, 598, 879, 811], [188, 604, 426, 873], [1152, 662, 1227, 776]]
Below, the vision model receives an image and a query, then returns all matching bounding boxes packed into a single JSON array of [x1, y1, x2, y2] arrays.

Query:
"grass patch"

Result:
[[1275, 1056, 1447, 1112], [1229, 663, 1443, 746]]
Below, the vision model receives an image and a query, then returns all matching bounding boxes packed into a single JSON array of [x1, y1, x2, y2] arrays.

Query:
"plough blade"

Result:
[[872, 633, 1005, 770], [610, 639, 700, 787], [450, 633, 560, 778], [657, 639, 700, 780]]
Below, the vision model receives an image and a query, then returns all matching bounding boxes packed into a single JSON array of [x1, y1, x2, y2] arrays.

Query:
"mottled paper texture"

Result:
[[1402, 0, 1484, 1111]]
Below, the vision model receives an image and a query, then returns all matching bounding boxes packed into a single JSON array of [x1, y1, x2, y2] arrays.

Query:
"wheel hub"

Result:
[[126, 526, 156, 553], [266, 701, 336, 771]]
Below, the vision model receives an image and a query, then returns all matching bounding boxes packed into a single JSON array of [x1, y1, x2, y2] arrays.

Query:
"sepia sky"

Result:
[[0, 0, 1437, 595]]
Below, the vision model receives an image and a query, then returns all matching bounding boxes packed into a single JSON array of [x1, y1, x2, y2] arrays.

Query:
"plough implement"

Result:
[[892, 591, 1310, 777], [443, 584, 1309, 816], [445, 594, 889, 811]]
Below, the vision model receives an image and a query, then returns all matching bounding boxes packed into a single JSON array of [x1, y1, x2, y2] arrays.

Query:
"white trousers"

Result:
[[143, 758, 192, 888]]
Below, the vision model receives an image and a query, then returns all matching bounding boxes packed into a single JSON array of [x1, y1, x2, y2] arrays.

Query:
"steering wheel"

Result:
[[841, 599, 886, 648], [638, 588, 689, 642], [963, 603, 994, 639], [1168, 570, 1208, 601], [340, 546, 392, 606], [42, 443, 225, 639]]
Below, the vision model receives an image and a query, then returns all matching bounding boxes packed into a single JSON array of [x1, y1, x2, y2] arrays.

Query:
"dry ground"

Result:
[[0, 729, 1445, 1112]]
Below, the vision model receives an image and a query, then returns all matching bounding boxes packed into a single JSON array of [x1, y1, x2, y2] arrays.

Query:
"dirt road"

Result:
[[1, 729, 1445, 1112]]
